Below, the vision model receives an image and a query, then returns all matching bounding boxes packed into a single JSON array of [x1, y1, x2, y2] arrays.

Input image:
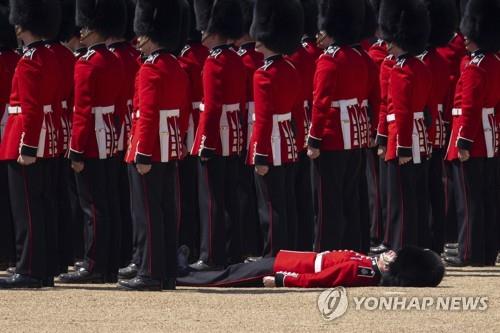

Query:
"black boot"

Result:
[[0, 274, 43, 289], [118, 276, 162, 291]]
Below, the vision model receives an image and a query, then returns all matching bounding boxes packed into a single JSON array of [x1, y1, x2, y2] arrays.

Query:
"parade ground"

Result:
[[0, 265, 499, 332]]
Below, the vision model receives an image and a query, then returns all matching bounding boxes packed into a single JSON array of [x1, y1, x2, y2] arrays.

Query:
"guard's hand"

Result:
[[71, 161, 84, 173], [399, 156, 412, 165], [377, 146, 387, 160], [136, 163, 152, 175], [263, 276, 276, 288], [458, 149, 470, 162], [17, 155, 36, 166], [255, 165, 269, 176], [307, 147, 320, 160]]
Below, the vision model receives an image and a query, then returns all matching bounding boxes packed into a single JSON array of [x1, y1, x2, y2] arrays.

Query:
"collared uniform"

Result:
[[191, 45, 246, 266], [177, 41, 209, 263], [307, 45, 368, 252], [69, 43, 123, 278], [301, 37, 323, 60], [248, 55, 302, 257], [446, 51, 500, 265], [383, 55, 431, 251], [126, 49, 189, 281], [368, 39, 389, 68]]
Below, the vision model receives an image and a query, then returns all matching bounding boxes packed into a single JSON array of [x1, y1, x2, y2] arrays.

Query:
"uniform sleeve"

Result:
[[250, 69, 273, 165], [134, 64, 160, 164], [376, 59, 392, 146], [456, 65, 485, 150], [16, 58, 43, 157], [274, 261, 378, 288], [308, 57, 336, 149], [390, 65, 414, 157]]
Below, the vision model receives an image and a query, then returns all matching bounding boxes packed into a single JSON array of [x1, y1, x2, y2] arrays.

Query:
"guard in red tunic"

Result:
[[59, 0, 126, 284], [177, 246, 445, 289], [444, 0, 500, 267], [247, 0, 304, 258], [0, 2, 19, 271], [118, 0, 189, 291], [177, 0, 209, 266], [284, 0, 317, 252], [307, 0, 368, 252], [190, 0, 246, 270], [419, 0, 457, 253], [377, 0, 431, 251], [0, 0, 61, 289]]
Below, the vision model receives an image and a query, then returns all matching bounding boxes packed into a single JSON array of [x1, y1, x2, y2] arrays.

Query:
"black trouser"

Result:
[[444, 160, 458, 244], [313, 150, 362, 252], [75, 158, 118, 276], [496, 157, 500, 254], [378, 158, 389, 246], [224, 156, 242, 264], [428, 149, 447, 253], [178, 155, 200, 262], [359, 150, 370, 253], [366, 148, 383, 246], [116, 152, 132, 267], [254, 163, 297, 257], [416, 159, 431, 248], [128, 162, 179, 280], [452, 158, 497, 265], [0, 161, 15, 264], [384, 160, 419, 250], [237, 157, 261, 257], [294, 151, 315, 251], [177, 257, 275, 287], [43, 158, 60, 277], [8, 159, 57, 279]]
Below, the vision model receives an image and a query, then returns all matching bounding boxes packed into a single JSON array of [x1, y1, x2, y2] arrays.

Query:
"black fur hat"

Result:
[[193, 0, 243, 39], [9, 0, 61, 38], [186, 0, 201, 41], [250, 0, 303, 55], [379, 0, 430, 55], [318, 0, 365, 45], [175, 0, 191, 52], [302, 0, 319, 37], [76, 0, 126, 38], [380, 247, 445, 287], [124, 0, 136, 41], [0, 0, 17, 48], [134, 0, 188, 51], [57, 0, 76, 42], [424, 0, 458, 47], [362, 0, 378, 39], [241, 0, 255, 35], [460, 0, 500, 51]]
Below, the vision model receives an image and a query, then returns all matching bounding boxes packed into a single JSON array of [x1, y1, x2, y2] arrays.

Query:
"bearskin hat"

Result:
[[124, 0, 136, 41], [380, 247, 445, 287], [9, 0, 61, 38], [302, 0, 319, 38], [76, 0, 126, 38], [379, 0, 430, 55], [250, 0, 303, 55], [241, 0, 255, 35], [57, 0, 76, 42], [175, 0, 191, 53], [362, 0, 378, 39], [424, 0, 458, 47], [460, 0, 500, 51], [186, 0, 201, 41], [318, 0, 365, 45], [193, 0, 243, 39], [134, 0, 188, 51], [0, 0, 17, 48]]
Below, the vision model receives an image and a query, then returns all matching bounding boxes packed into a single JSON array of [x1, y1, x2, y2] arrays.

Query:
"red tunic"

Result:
[[446, 52, 500, 160], [177, 41, 209, 152], [237, 42, 263, 150], [45, 42, 76, 154], [302, 37, 323, 60], [69, 43, 123, 161], [126, 51, 189, 164], [0, 48, 20, 143], [247, 55, 303, 166], [191, 45, 246, 158], [375, 55, 397, 146], [308, 45, 368, 151], [368, 39, 388, 69], [0, 41, 61, 160], [385, 55, 431, 162], [418, 49, 452, 149], [286, 47, 315, 151], [273, 249, 380, 288], [108, 42, 140, 152]]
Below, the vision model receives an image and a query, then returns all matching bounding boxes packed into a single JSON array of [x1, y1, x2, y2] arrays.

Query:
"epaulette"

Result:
[[209, 48, 222, 58], [469, 53, 485, 66], [180, 44, 191, 57], [81, 49, 96, 61], [260, 59, 274, 71], [237, 48, 247, 56], [145, 52, 160, 64], [322, 45, 340, 58], [395, 57, 406, 68], [23, 47, 36, 60], [384, 54, 395, 61], [374, 39, 384, 47], [302, 42, 308, 48], [417, 50, 428, 61]]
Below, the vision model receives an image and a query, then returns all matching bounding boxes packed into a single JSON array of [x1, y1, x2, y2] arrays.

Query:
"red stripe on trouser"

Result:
[[141, 175, 153, 275], [21, 167, 33, 275]]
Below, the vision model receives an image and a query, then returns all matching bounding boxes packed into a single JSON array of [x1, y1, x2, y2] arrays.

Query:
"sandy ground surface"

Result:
[[0, 266, 499, 333]]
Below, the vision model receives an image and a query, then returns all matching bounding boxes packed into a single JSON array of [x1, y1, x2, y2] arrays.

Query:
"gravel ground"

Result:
[[0, 266, 499, 333]]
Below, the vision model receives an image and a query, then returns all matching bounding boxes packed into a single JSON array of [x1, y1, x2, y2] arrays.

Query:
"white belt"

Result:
[[7, 104, 53, 114], [452, 108, 462, 116], [331, 98, 358, 150], [222, 103, 240, 112], [482, 107, 495, 158], [159, 109, 180, 162], [92, 105, 115, 159], [314, 252, 328, 273], [273, 113, 292, 122], [331, 98, 358, 108], [192, 101, 201, 110], [386, 111, 424, 122], [61, 100, 68, 109]]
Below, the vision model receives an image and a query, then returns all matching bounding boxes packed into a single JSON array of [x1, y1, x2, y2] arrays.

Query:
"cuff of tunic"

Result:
[[307, 135, 322, 149], [457, 137, 473, 151], [135, 152, 152, 165], [397, 146, 413, 157], [68, 149, 84, 162], [376, 134, 387, 146], [20, 144, 38, 157], [275, 273, 285, 287]]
